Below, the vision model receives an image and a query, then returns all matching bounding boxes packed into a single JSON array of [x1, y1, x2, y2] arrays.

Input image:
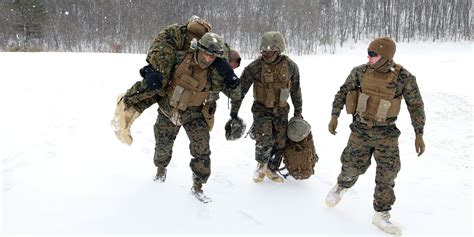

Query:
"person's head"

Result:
[[186, 15, 212, 40], [260, 31, 285, 63], [196, 32, 224, 69], [367, 37, 396, 65], [229, 49, 241, 69], [367, 51, 382, 65]]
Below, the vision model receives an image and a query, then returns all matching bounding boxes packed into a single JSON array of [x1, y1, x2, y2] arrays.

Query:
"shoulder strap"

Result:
[[391, 64, 402, 83]]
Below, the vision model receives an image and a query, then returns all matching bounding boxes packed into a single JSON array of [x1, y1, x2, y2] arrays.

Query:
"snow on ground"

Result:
[[1, 41, 473, 236]]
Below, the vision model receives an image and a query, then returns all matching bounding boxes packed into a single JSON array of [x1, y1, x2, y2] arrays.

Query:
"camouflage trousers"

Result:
[[153, 107, 211, 184], [337, 121, 401, 212], [251, 102, 289, 171], [123, 80, 162, 113]]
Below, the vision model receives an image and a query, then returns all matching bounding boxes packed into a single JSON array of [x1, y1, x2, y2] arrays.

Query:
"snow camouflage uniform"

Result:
[[231, 55, 303, 173], [331, 60, 425, 212]]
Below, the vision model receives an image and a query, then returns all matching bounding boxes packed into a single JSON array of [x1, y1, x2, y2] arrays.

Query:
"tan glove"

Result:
[[328, 115, 338, 135], [415, 134, 425, 156], [111, 93, 141, 145]]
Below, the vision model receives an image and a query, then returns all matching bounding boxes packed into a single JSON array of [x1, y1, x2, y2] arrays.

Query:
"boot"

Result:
[[253, 162, 267, 183], [110, 93, 141, 145], [372, 211, 402, 235], [325, 184, 348, 207], [265, 169, 284, 183], [153, 166, 167, 182], [191, 180, 211, 203]]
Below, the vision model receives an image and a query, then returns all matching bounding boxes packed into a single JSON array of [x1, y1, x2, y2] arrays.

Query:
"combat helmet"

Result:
[[225, 117, 246, 141], [197, 32, 225, 57], [186, 15, 212, 38], [287, 117, 311, 142], [260, 31, 286, 53]]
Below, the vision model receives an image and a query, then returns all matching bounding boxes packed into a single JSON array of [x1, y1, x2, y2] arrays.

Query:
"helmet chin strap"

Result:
[[262, 52, 279, 64]]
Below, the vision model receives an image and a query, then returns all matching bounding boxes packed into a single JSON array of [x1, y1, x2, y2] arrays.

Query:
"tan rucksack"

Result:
[[282, 132, 318, 180]]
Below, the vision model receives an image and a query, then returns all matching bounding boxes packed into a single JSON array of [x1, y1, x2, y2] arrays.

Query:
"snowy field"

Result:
[[1, 41, 472, 236]]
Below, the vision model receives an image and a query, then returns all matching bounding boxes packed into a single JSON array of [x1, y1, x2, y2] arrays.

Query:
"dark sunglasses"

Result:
[[368, 50, 378, 57]]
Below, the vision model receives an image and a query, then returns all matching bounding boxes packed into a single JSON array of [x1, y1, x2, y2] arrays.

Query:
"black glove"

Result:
[[213, 58, 240, 89], [139, 64, 163, 90], [225, 75, 240, 89], [294, 111, 303, 118], [230, 112, 238, 119]]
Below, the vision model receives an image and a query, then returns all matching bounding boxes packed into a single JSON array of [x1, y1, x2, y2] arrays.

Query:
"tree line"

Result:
[[1, 0, 471, 57]]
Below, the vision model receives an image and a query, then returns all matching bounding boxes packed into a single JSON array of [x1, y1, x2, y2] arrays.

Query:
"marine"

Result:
[[326, 36, 426, 235]]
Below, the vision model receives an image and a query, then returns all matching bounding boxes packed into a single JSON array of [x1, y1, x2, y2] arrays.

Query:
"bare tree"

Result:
[[0, 0, 471, 54], [7, 0, 48, 50]]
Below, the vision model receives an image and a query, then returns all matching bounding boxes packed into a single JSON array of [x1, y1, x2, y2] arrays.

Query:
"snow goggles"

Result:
[[368, 50, 378, 57]]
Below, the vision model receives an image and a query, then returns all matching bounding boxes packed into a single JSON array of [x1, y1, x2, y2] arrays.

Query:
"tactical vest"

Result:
[[283, 132, 318, 180], [356, 64, 402, 122], [166, 53, 210, 112], [253, 57, 291, 108]]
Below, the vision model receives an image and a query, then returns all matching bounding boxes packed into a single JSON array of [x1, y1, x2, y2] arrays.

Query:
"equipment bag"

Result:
[[282, 132, 318, 180]]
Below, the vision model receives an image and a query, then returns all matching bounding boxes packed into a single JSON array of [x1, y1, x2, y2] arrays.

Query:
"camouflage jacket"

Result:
[[146, 24, 232, 80], [331, 63, 425, 134], [231, 55, 303, 115], [146, 23, 190, 81]]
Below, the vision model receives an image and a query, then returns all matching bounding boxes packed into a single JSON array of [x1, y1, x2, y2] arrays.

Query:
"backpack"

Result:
[[282, 132, 318, 180]]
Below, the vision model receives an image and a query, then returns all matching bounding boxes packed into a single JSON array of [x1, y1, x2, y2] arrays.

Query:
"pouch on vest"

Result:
[[282, 132, 318, 180], [179, 74, 201, 90], [387, 97, 402, 117], [265, 88, 276, 107], [170, 85, 185, 109], [345, 90, 359, 114], [356, 92, 370, 114], [279, 88, 290, 107], [376, 99, 391, 122], [263, 72, 274, 83], [201, 100, 216, 131], [262, 71, 274, 107], [188, 91, 209, 107]]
